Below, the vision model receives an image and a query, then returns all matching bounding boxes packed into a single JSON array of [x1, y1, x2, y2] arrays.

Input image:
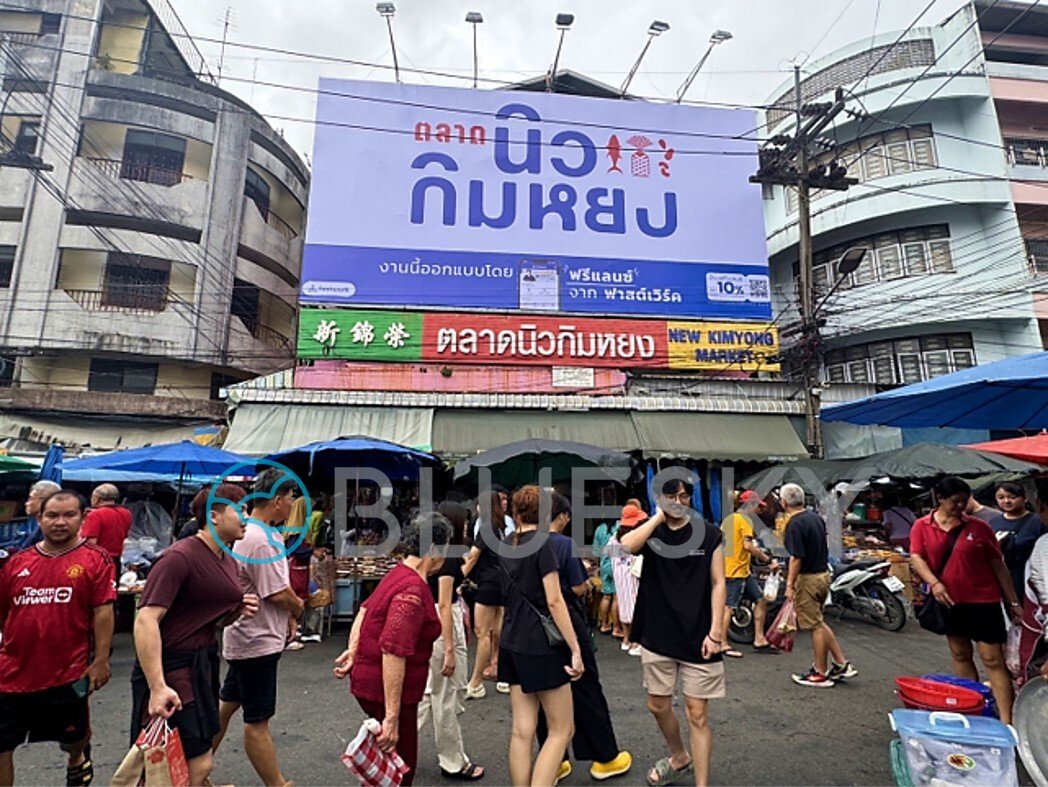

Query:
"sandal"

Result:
[[440, 761, 485, 781], [723, 649, 744, 659], [66, 750, 94, 787], [646, 757, 693, 787]]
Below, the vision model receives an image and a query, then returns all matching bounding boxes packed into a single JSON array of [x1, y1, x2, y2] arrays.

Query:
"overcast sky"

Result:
[[172, 0, 973, 164]]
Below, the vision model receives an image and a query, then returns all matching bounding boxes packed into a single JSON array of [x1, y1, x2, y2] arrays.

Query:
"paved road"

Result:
[[14, 616, 951, 785]]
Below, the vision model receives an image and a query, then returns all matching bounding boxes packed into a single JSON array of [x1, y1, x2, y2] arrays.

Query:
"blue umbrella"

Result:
[[39, 443, 63, 484], [821, 351, 1048, 430], [61, 440, 251, 481], [267, 436, 439, 484]]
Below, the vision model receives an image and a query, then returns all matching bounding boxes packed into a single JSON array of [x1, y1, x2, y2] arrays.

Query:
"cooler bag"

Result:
[[889, 709, 1018, 786]]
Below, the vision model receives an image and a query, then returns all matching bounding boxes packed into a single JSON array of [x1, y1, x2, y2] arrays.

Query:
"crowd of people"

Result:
[[0, 469, 1047, 787]]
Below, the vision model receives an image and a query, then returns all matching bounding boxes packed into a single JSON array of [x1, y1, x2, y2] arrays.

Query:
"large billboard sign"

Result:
[[303, 80, 771, 321], [299, 308, 780, 372]]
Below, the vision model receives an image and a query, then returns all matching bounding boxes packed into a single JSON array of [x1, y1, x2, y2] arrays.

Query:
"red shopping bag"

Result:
[[766, 599, 797, 653], [141, 718, 189, 787], [341, 718, 410, 787]]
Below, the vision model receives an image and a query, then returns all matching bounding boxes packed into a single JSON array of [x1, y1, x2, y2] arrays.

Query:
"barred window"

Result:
[[824, 333, 975, 386]]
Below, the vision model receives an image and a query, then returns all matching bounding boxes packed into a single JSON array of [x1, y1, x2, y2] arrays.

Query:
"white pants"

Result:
[[418, 601, 470, 773]]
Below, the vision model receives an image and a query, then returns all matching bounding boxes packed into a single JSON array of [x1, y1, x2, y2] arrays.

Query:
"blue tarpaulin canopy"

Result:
[[266, 436, 440, 484], [61, 440, 251, 482], [821, 351, 1048, 430]]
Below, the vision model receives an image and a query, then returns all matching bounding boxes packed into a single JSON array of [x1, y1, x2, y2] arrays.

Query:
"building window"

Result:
[[231, 278, 260, 332], [40, 13, 60, 34], [795, 224, 953, 296], [245, 168, 271, 218], [13, 119, 39, 155], [88, 359, 158, 395], [103, 253, 170, 310], [1027, 238, 1048, 275], [825, 333, 975, 386], [0, 246, 13, 288], [120, 129, 186, 187], [785, 124, 937, 213]]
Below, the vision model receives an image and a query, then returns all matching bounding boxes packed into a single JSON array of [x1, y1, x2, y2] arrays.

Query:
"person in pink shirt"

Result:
[[212, 469, 304, 787]]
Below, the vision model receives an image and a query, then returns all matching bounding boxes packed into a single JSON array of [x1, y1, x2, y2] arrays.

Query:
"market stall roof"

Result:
[[964, 433, 1048, 465], [266, 436, 440, 485], [0, 413, 214, 453], [739, 459, 854, 492], [0, 452, 39, 483], [631, 413, 808, 461], [453, 438, 632, 489], [224, 403, 434, 455], [820, 351, 1048, 430], [433, 410, 640, 456], [61, 441, 252, 482]]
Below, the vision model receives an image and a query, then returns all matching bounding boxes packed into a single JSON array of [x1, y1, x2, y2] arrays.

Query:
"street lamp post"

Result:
[[466, 12, 483, 89], [676, 29, 732, 104], [620, 20, 670, 97], [376, 2, 400, 83], [547, 13, 574, 93]]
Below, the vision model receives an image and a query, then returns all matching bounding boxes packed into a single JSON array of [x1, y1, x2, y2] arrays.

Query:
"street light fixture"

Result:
[[376, 2, 401, 83], [620, 20, 671, 97], [547, 13, 575, 93], [466, 12, 483, 89], [676, 28, 733, 104], [812, 247, 866, 315]]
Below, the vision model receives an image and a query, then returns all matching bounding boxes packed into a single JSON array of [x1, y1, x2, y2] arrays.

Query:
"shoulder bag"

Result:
[[916, 521, 966, 635], [499, 561, 565, 648]]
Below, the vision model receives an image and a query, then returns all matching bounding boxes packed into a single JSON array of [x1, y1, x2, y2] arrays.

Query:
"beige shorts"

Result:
[[641, 648, 726, 699], [794, 571, 831, 630]]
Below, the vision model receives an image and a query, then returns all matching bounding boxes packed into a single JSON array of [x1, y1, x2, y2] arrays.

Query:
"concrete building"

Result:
[[760, 0, 1046, 395], [0, 0, 307, 449]]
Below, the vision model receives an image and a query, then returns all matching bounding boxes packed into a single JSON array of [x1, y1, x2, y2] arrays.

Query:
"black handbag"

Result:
[[917, 522, 966, 635], [499, 563, 566, 648]]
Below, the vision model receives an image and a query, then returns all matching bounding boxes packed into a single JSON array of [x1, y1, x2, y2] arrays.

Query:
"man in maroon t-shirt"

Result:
[[82, 484, 132, 571], [0, 490, 116, 787]]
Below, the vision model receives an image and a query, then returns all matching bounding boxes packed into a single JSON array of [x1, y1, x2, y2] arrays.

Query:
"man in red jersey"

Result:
[[82, 484, 132, 574], [0, 491, 116, 787]]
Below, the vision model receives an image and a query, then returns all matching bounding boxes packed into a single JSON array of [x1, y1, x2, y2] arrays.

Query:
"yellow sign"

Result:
[[666, 321, 780, 372]]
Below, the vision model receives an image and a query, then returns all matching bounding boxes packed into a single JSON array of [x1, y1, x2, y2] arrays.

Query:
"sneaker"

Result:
[[301, 634, 322, 643], [464, 683, 486, 700], [495, 681, 510, 694], [827, 661, 858, 681], [555, 761, 572, 785], [791, 668, 835, 688], [590, 751, 632, 781], [620, 641, 631, 652], [628, 644, 642, 657]]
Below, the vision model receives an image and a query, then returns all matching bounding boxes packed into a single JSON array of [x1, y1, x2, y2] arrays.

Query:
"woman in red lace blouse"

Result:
[[335, 514, 451, 785]]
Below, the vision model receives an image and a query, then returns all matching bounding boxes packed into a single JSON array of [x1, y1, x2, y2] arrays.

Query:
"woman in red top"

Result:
[[910, 476, 1023, 723], [334, 514, 450, 785]]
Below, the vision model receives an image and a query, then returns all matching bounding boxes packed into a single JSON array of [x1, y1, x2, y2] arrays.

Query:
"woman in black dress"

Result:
[[463, 491, 507, 698]]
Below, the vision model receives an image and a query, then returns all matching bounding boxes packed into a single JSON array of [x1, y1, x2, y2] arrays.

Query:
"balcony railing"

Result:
[[81, 157, 192, 187], [64, 287, 171, 313], [265, 209, 299, 240], [1027, 238, 1048, 275], [1, 31, 42, 45], [1006, 137, 1048, 168], [236, 315, 292, 351]]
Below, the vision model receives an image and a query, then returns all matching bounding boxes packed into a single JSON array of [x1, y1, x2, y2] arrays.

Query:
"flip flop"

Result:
[[647, 757, 693, 787], [440, 762, 485, 781], [723, 649, 744, 658], [752, 644, 777, 653], [66, 750, 93, 787]]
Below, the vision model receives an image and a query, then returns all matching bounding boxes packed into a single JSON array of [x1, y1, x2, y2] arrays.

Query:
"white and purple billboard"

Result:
[[303, 79, 771, 321]]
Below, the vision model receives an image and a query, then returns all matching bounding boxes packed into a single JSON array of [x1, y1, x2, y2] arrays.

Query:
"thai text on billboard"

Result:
[[302, 80, 771, 321]]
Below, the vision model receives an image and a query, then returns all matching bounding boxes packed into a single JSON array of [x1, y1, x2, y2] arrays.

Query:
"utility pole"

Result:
[[750, 70, 858, 459]]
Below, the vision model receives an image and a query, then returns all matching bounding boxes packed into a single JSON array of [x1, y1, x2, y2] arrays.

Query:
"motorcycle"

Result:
[[827, 559, 909, 631], [728, 566, 786, 645]]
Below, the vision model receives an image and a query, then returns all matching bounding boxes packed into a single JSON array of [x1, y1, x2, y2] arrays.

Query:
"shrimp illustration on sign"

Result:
[[657, 138, 675, 177], [628, 134, 653, 178], [607, 134, 623, 173]]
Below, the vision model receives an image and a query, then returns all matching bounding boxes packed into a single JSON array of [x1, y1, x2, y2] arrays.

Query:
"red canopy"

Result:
[[965, 433, 1048, 465]]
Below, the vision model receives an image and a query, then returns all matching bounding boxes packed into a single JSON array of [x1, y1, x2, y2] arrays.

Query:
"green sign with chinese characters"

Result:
[[298, 308, 423, 361]]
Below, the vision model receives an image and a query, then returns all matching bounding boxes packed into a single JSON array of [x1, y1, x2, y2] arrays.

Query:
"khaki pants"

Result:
[[418, 601, 470, 773]]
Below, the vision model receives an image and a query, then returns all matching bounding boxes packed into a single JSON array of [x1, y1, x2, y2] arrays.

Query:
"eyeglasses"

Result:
[[665, 493, 691, 503]]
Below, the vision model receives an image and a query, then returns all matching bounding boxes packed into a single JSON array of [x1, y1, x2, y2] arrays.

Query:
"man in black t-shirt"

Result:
[[621, 479, 726, 787], [781, 483, 857, 689]]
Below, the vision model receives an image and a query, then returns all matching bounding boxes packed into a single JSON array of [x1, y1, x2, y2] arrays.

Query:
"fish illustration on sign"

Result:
[[607, 134, 622, 173]]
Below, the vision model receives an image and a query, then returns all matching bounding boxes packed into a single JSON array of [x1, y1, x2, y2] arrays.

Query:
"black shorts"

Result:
[[219, 652, 281, 724], [166, 703, 214, 761], [944, 603, 1008, 644], [498, 648, 570, 694], [0, 683, 90, 753], [475, 578, 504, 607]]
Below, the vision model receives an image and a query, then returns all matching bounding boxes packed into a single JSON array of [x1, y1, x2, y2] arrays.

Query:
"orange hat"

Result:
[[620, 503, 647, 528], [739, 490, 762, 505]]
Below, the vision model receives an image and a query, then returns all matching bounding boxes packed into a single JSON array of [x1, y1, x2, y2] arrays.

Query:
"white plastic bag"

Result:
[[763, 571, 781, 602], [629, 554, 644, 579], [1005, 623, 1022, 678]]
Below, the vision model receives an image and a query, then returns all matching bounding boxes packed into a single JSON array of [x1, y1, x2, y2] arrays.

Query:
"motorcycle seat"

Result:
[[834, 559, 882, 575]]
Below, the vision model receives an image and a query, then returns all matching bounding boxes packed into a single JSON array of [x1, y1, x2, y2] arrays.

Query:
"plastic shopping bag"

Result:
[[341, 718, 411, 787], [110, 717, 189, 787], [766, 599, 797, 653], [763, 572, 781, 603], [1005, 623, 1022, 679]]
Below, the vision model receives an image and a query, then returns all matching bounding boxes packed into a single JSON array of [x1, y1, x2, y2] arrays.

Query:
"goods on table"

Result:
[[336, 555, 397, 580], [888, 709, 1018, 786], [895, 677, 986, 715], [844, 547, 906, 563]]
